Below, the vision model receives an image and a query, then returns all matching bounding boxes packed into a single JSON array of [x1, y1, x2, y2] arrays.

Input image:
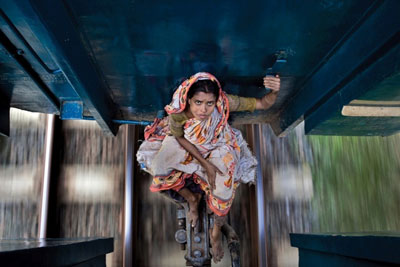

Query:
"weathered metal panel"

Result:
[[4, 0, 399, 135]]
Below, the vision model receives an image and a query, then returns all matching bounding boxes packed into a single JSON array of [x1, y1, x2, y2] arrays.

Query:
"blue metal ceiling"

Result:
[[0, 0, 399, 136]]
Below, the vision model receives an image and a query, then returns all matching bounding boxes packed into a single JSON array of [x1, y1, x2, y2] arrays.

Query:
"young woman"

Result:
[[137, 72, 280, 263]]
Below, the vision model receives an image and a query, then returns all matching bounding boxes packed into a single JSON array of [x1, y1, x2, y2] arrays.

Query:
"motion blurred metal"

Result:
[[38, 114, 55, 238], [123, 125, 135, 267], [253, 124, 267, 267]]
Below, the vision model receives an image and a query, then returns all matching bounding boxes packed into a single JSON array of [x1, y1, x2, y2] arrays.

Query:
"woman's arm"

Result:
[[255, 75, 281, 110], [175, 136, 221, 190]]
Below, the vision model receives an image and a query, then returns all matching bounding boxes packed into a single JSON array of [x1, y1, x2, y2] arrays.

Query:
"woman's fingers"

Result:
[[211, 175, 216, 190], [264, 79, 280, 85], [206, 166, 217, 190], [263, 76, 280, 81], [209, 162, 223, 174], [264, 83, 280, 89], [264, 76, 281, 91], [206, 162, 223, 191], [263, 77, 280, 81], [264, 81, 280, 86], [209, 176, 216, 190], [264, 84, 280, 91], [264, 82, 280, 87], [264, 79, 280, 84], [214, 164, 223, 175]]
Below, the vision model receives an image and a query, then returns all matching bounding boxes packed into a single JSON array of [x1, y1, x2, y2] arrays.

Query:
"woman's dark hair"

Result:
[[187, 80, 219, 100]]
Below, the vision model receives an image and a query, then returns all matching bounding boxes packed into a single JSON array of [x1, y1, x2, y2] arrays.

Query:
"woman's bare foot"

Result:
[[178, 188, 202, 228], [187, 193, 201, 227], [210, 226, 224, 263]]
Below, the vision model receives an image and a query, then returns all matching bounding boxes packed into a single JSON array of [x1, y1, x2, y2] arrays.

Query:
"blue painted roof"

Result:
[[1, 0, 399, 135]]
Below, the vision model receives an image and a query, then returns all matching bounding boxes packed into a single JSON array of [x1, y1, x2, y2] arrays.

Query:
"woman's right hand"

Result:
[[204, 161, 223, 191]]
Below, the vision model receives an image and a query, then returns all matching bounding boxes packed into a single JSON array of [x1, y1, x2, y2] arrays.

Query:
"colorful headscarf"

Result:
[[165, 72, 223, 113], [165, 72, 230, 141]]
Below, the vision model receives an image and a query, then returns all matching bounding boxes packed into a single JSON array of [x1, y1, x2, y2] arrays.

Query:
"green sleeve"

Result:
[[226, 94, 257, 112], [169, 113, 188, 137]]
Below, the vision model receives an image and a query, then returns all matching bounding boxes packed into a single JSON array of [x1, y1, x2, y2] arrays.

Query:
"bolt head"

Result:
[[175, 229, 187, 244], [193, 250, 202, 258]]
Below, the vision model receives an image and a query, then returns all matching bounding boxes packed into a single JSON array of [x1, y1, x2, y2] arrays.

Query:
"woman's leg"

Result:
[[178, 187, 202, 227], [210, 214, 226, 263]]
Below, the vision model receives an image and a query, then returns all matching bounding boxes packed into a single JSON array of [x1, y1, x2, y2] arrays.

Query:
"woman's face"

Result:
[[187, 91, 216, 121]]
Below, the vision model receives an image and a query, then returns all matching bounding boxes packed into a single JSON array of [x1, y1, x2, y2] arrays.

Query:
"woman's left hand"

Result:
[[256, 75, 281, 110], [263, 75, 280, 92]]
